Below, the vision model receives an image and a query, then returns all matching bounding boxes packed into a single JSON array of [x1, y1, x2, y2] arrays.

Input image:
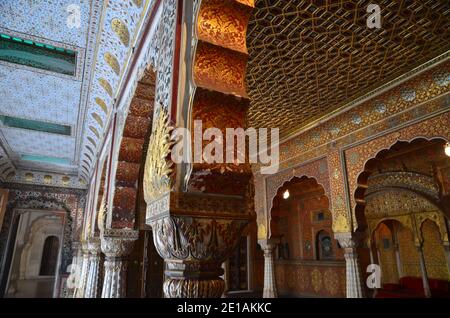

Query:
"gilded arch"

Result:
[[346, 112, 450, 230]]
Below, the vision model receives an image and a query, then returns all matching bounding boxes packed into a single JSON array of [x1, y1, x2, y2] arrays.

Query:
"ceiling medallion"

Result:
[[95, 97, 109, 114], [111, 18, 130, 47], [99, 78, 113, 97], [329, 125, 340, 136], [351, 114, 362, 125], [400, 88, 416, 102], [104, 52, 121, 76], [433, 70, 450, 87], [44, 175, 53, 184], [62, 176, 70, 186], [312, 132, 321, 141], [374, 101, 387, 114]]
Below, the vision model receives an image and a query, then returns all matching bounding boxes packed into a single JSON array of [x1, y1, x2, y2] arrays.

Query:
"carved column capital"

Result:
[[335, 232, 360, 249], [150, 215, 249, 298], [80, 240, 90, 256], [71, 241, 81, 252], [258, 238, 278, 253], [100, 229, 139, 258], [335, 232, 365, 298], [100, 229, 138, 298], [87, 237, 101, 256]]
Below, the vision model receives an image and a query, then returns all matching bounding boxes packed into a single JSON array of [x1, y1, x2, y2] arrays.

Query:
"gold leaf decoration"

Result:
[[62, 176, 70, 186], [143, 108, 174, 202], [92, 113, 104, 127], [132, 0, 143, 7], [257, 223, 267, 240], [44, 175, 53, 184], [25, 173, 34, 182], [89, 126, 100, 139], [87, 136, 97, 147], [104, 52, 120, 76], [111, 18, 130, 47], [95, 97, 108, 114], [98, 78, 113, 97]]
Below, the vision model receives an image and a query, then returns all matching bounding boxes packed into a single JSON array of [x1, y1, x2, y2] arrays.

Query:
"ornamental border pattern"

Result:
[[264, 157, 331, 237], [344, 112, 450, 230]]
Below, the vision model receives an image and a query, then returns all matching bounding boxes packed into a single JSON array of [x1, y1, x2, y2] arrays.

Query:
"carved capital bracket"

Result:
[[149, 214, 249, 298], [87, 237, 102, 256], [100, 229, 139, 258]]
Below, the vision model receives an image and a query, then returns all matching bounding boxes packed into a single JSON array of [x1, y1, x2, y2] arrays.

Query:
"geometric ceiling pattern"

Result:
[[77, 0, 153, 181], [246, 0, 450, 138], [0, 0, 99, 186], [0, 0, 157, 187]]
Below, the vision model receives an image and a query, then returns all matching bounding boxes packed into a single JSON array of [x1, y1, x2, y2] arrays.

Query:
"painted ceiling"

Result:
[[246, 0, 450, 139], [0, 0, 156, 188]]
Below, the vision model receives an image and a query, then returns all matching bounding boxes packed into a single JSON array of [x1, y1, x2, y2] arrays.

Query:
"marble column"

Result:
[[85, 237, 101, 298], [416, 243, 431, 298], [67, 241, 81, 298], [259, 239, 278, 298], [100, 229, 138, 298], [74, 241, 90, 298], [336, 233, 365, 298]]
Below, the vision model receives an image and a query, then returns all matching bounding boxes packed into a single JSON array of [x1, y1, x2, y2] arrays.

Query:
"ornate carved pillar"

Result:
[[336, 233, 365, 298], [74, 241, 90, 298], [259, 239, 278, 298], [100, 229, 138, 298], [150, 215, 248, 298], [85, 237, 101, 298], [416, 243, 432, 298]]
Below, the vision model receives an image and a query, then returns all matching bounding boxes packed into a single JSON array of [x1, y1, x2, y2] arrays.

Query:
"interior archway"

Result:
[[354, 138, 450, 298], [269, 176, 345, 297]]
